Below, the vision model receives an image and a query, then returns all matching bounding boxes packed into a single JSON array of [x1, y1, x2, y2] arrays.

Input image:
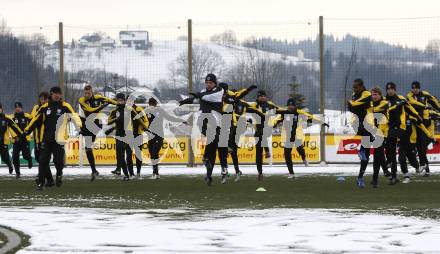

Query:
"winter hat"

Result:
[[386, 82, 396, 90], [148, 97, 158, 106], [257, 90, 266, 97], [116, 93, 126, 100], [14, 102, 23, 108], [411, 81, 421, 89], [50, 86, 62, 94], [286, 98, 296, 106], [205, 73, 217, 84]]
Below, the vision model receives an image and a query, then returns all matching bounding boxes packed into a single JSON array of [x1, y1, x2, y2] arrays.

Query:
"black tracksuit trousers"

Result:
[[148, 136, 163, 175], [116, 140, 134, 177], [12, 139, 32, 175], [38, 141, 65, 185], [0, 143, 13, 172]]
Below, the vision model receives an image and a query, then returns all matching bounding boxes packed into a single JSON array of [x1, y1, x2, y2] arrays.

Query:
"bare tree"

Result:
[[223, 61, 254, 88], [64, 82, 85, 109], [155, 79, 187, 101], [210, 30, 237, 46], [168, 45, 225, 91], [224, 45, 285, 98]]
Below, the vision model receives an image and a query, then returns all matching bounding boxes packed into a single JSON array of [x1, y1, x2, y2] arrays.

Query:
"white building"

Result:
[[119, 31, 152, 50]]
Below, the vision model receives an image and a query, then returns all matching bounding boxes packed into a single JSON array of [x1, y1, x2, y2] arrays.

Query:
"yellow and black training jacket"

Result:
[[223, 99, 265, 127], [0, 113, 22, 145], [247, 100, 281, 133], [407, 90, 440, 121], [348, 90, 372, 121], [404, 114, 433, 144], [25, 100, 82, 143], [386, 94, 420, 131], [78, 94, 117, 132], [372, 98, 389, 138], [30, 104, 43, 144], [107, 105, 148, 137], [222, 87, 264, 127], [273, 108, 321, 142], [11, 112, 33, 141], [131, 104, 149, 136]]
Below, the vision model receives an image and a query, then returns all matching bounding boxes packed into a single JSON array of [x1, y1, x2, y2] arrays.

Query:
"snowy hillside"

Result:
[[45, 41, 318, 87]]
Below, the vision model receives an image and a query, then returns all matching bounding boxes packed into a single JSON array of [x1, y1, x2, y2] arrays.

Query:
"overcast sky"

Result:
[[2, 0, 440, 48]]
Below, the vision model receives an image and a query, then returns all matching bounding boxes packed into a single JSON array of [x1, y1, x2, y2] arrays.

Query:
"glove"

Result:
[[178, 97, 194, 106], [322, 122, 330, 128], [189, 92, 201, 99], [104, 127, 114, 136], [247, 85, 257, 91]]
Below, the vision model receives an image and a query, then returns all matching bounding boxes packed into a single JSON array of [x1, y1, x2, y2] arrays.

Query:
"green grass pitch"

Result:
[[1, 174, 440, 218]]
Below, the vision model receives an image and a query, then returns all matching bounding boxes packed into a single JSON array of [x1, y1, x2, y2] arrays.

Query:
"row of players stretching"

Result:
[[348, 79, 440, 188]]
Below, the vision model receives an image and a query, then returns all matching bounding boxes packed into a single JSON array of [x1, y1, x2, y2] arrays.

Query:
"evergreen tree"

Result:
[[288, 76, 306, 108]]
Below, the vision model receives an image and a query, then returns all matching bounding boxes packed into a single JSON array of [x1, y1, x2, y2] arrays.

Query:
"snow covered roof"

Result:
[[80, 34, 101, 43]]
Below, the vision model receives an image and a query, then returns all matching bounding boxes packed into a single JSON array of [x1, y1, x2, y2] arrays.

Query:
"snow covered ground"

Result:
[[0, 207, 439, 253], [1, 164, 440, 178]]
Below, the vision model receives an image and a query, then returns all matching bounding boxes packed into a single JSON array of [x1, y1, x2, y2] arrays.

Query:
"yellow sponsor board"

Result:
[[64, 134, 440, 165], [193, 135, 320, 164], [65, 137, 188, 165]]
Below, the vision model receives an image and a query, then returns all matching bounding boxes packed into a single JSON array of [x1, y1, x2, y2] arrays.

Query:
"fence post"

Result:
[[188, 19, 193, 94], [58, 22, 64, 92], [187, 19, 195, 167], [319, 16, 327, 165]]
